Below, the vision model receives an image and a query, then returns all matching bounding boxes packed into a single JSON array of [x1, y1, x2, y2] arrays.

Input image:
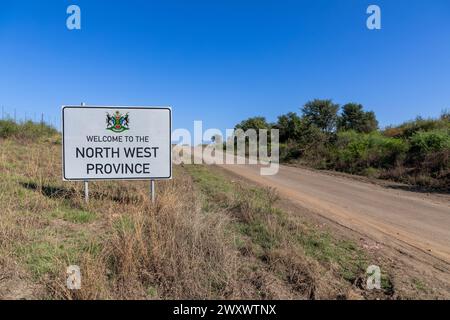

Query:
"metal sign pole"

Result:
[[150, 180, 155, 203], [84, 181, 89, 203], [81, 102, 89, 204]]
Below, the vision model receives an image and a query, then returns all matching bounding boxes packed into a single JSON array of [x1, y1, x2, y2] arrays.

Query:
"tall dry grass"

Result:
[[49, 175, 240, 300], [0, 137, 239, 299]]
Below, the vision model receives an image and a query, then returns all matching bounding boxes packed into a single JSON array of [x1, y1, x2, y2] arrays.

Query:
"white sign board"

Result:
[[62, 106, 172, 181]]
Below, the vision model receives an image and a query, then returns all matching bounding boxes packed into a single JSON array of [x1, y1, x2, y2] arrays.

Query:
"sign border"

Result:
[[62, 105, 172, 181]]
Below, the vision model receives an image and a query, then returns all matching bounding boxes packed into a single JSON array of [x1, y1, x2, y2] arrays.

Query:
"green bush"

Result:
[[333, 131, 408, 172], [279, 142, 302, 162], [0, 120, 58, 140], [408, 129, 450, 178], [410, 129, 450, 155], [384, 117, 449, 139], [0, 120, 20, 138]]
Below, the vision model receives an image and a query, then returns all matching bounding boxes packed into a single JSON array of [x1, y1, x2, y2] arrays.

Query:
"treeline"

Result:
[[234, 99, 450, 190]]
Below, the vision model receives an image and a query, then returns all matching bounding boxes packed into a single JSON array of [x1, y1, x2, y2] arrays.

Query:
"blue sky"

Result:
[[1, 0, 449, 132]]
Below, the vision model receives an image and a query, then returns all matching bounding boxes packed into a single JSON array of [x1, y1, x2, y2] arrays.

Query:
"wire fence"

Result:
[[0, 106, 60, 130]]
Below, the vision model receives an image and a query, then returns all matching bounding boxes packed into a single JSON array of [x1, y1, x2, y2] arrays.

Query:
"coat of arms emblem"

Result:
[[106, 111, 129, 133]]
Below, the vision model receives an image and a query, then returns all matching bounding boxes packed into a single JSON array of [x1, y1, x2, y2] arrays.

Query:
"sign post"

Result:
[[62, 105, 172, 203], [84, 180, 89, 203], [150, 180, 155, 203], [81, 103, 89, 203]]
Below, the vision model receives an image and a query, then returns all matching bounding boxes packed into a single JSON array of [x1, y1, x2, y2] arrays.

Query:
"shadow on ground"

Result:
[[21, 182, 77, 199], [20, 181, 143, 204], [386, 184, 449, 195]]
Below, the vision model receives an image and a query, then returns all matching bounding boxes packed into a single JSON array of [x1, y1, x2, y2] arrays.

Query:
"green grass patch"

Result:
[[62, 209, 96, 224], [412, 278, 427, 293], [15, 241, 65, 277], [185, 165, 233, 210], [14, 229, 96, 279], [235, 221, 278, 251], [296, 229, 367, 282], [49, 208, 96, 224], [146, 286, 158, 298], [185, 165, 233, 195]]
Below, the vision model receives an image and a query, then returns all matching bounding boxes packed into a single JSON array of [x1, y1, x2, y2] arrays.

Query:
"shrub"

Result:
[[333, 131, 408, 172], [0, 120, 20, 138], [383, 117, 449, 139], [408, 130, 450, 179], [0, 120, 58, 140], [409, 129, 450, 155]]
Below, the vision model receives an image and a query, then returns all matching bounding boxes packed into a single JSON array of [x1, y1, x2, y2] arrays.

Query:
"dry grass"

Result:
[[0, 136, 426, 300], [0, 136, 244, 299]]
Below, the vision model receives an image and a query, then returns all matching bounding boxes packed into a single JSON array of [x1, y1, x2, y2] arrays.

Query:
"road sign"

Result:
[[62, 106, 172, 181]]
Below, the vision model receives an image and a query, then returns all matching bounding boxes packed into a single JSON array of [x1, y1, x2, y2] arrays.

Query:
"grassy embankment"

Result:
[[0, 120, 435, 299]]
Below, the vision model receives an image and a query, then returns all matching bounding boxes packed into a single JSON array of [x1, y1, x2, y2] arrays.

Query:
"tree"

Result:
[[235, 117, 270, 131], [275, 112, 302, 143], [233, 117, 271, 156], [301, 99, 339, 133], [338, 103, 378, 133]]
